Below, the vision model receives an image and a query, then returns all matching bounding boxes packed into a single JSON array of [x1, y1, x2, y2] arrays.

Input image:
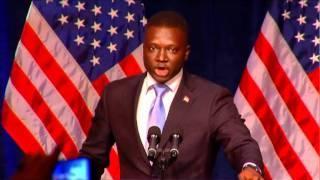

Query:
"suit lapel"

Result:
[[159, 72, 195, 148]]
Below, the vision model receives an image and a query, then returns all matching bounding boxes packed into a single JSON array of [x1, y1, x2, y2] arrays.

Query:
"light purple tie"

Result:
[[148, 83, 169, 132]]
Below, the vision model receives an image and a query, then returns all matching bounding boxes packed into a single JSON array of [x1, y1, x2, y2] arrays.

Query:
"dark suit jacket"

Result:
[[80, 72, 263, 179]]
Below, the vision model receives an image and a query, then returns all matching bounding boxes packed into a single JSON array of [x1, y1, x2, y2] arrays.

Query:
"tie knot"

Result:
[[153, 83, 169, 97]]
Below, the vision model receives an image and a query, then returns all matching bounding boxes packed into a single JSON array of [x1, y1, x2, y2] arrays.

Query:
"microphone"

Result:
[[147, 126, 161, 161], [169, 131, 183, 159]]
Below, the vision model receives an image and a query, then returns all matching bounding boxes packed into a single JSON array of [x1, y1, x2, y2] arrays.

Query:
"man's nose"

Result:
[[157, 49, 168, 62]]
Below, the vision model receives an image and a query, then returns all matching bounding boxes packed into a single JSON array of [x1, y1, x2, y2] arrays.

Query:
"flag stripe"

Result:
[[107, 148, 120, 180], [105, 64, 127, 81], [308, 67, 320, 93], [101, 169, 114, 180], [21, 22, 93, 134], [246, 50, 319, 177], [263, 165, 272, 180], [239, 68, 312, 180], [261, 13, 320, 124], [10, 62, 79, 158], [91, 45, 145, 95], [2, 101, 46, 155], [92, 74, 110, 96], [15, 43, 87, 148], [3, 80, 56, 155], [254, 33, 320, 154], [131, 44, 145, 72], [119, 54, 143, 77], [235, 90, 292, 180], [27, 4, 100, 114]]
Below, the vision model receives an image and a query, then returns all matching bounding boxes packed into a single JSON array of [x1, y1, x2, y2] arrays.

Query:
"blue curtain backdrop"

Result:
[[0, 0, 269, 179], [0, 0, 30, 179]]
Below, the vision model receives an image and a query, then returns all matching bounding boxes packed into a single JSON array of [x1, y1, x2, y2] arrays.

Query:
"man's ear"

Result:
[[184, 45, 191, 61]]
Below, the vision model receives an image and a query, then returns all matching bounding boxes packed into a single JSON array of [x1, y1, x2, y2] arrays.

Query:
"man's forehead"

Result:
[[145, 25, 185, 32], [144, 26, 187, 40]]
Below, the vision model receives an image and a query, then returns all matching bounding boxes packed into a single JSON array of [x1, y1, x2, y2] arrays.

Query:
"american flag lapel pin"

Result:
[[183, 96, 190, 103]]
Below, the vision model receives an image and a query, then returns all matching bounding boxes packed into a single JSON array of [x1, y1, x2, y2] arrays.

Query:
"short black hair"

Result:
[[145, 11, 189, 41]]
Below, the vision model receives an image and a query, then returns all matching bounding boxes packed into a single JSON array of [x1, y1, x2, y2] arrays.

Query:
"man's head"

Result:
[[143, 11, 190, 83]]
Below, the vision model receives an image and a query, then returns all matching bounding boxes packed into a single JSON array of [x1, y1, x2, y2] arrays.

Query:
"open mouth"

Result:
[[155, 67, 169, 77]]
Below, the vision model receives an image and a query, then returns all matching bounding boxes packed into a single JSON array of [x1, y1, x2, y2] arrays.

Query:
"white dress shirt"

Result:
[[136, 69, 183, 152]]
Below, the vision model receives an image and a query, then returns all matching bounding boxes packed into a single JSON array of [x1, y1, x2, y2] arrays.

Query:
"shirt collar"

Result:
[[145, 69, 183, 93]]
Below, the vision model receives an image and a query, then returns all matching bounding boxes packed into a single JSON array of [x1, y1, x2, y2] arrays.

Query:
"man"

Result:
[[80, 11, 264, 179]]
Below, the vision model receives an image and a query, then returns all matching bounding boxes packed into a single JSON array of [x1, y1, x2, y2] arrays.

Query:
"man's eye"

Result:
[[149, 47, 156, 51], [168, 48, 177, 53]]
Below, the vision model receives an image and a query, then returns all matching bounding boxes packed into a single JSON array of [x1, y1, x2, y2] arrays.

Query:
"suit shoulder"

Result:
[[186, 73, 231, 95]]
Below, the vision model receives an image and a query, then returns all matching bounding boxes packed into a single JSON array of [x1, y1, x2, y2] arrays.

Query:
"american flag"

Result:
[[1, 0, 145, 179], [234, 0, 319, 179]]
